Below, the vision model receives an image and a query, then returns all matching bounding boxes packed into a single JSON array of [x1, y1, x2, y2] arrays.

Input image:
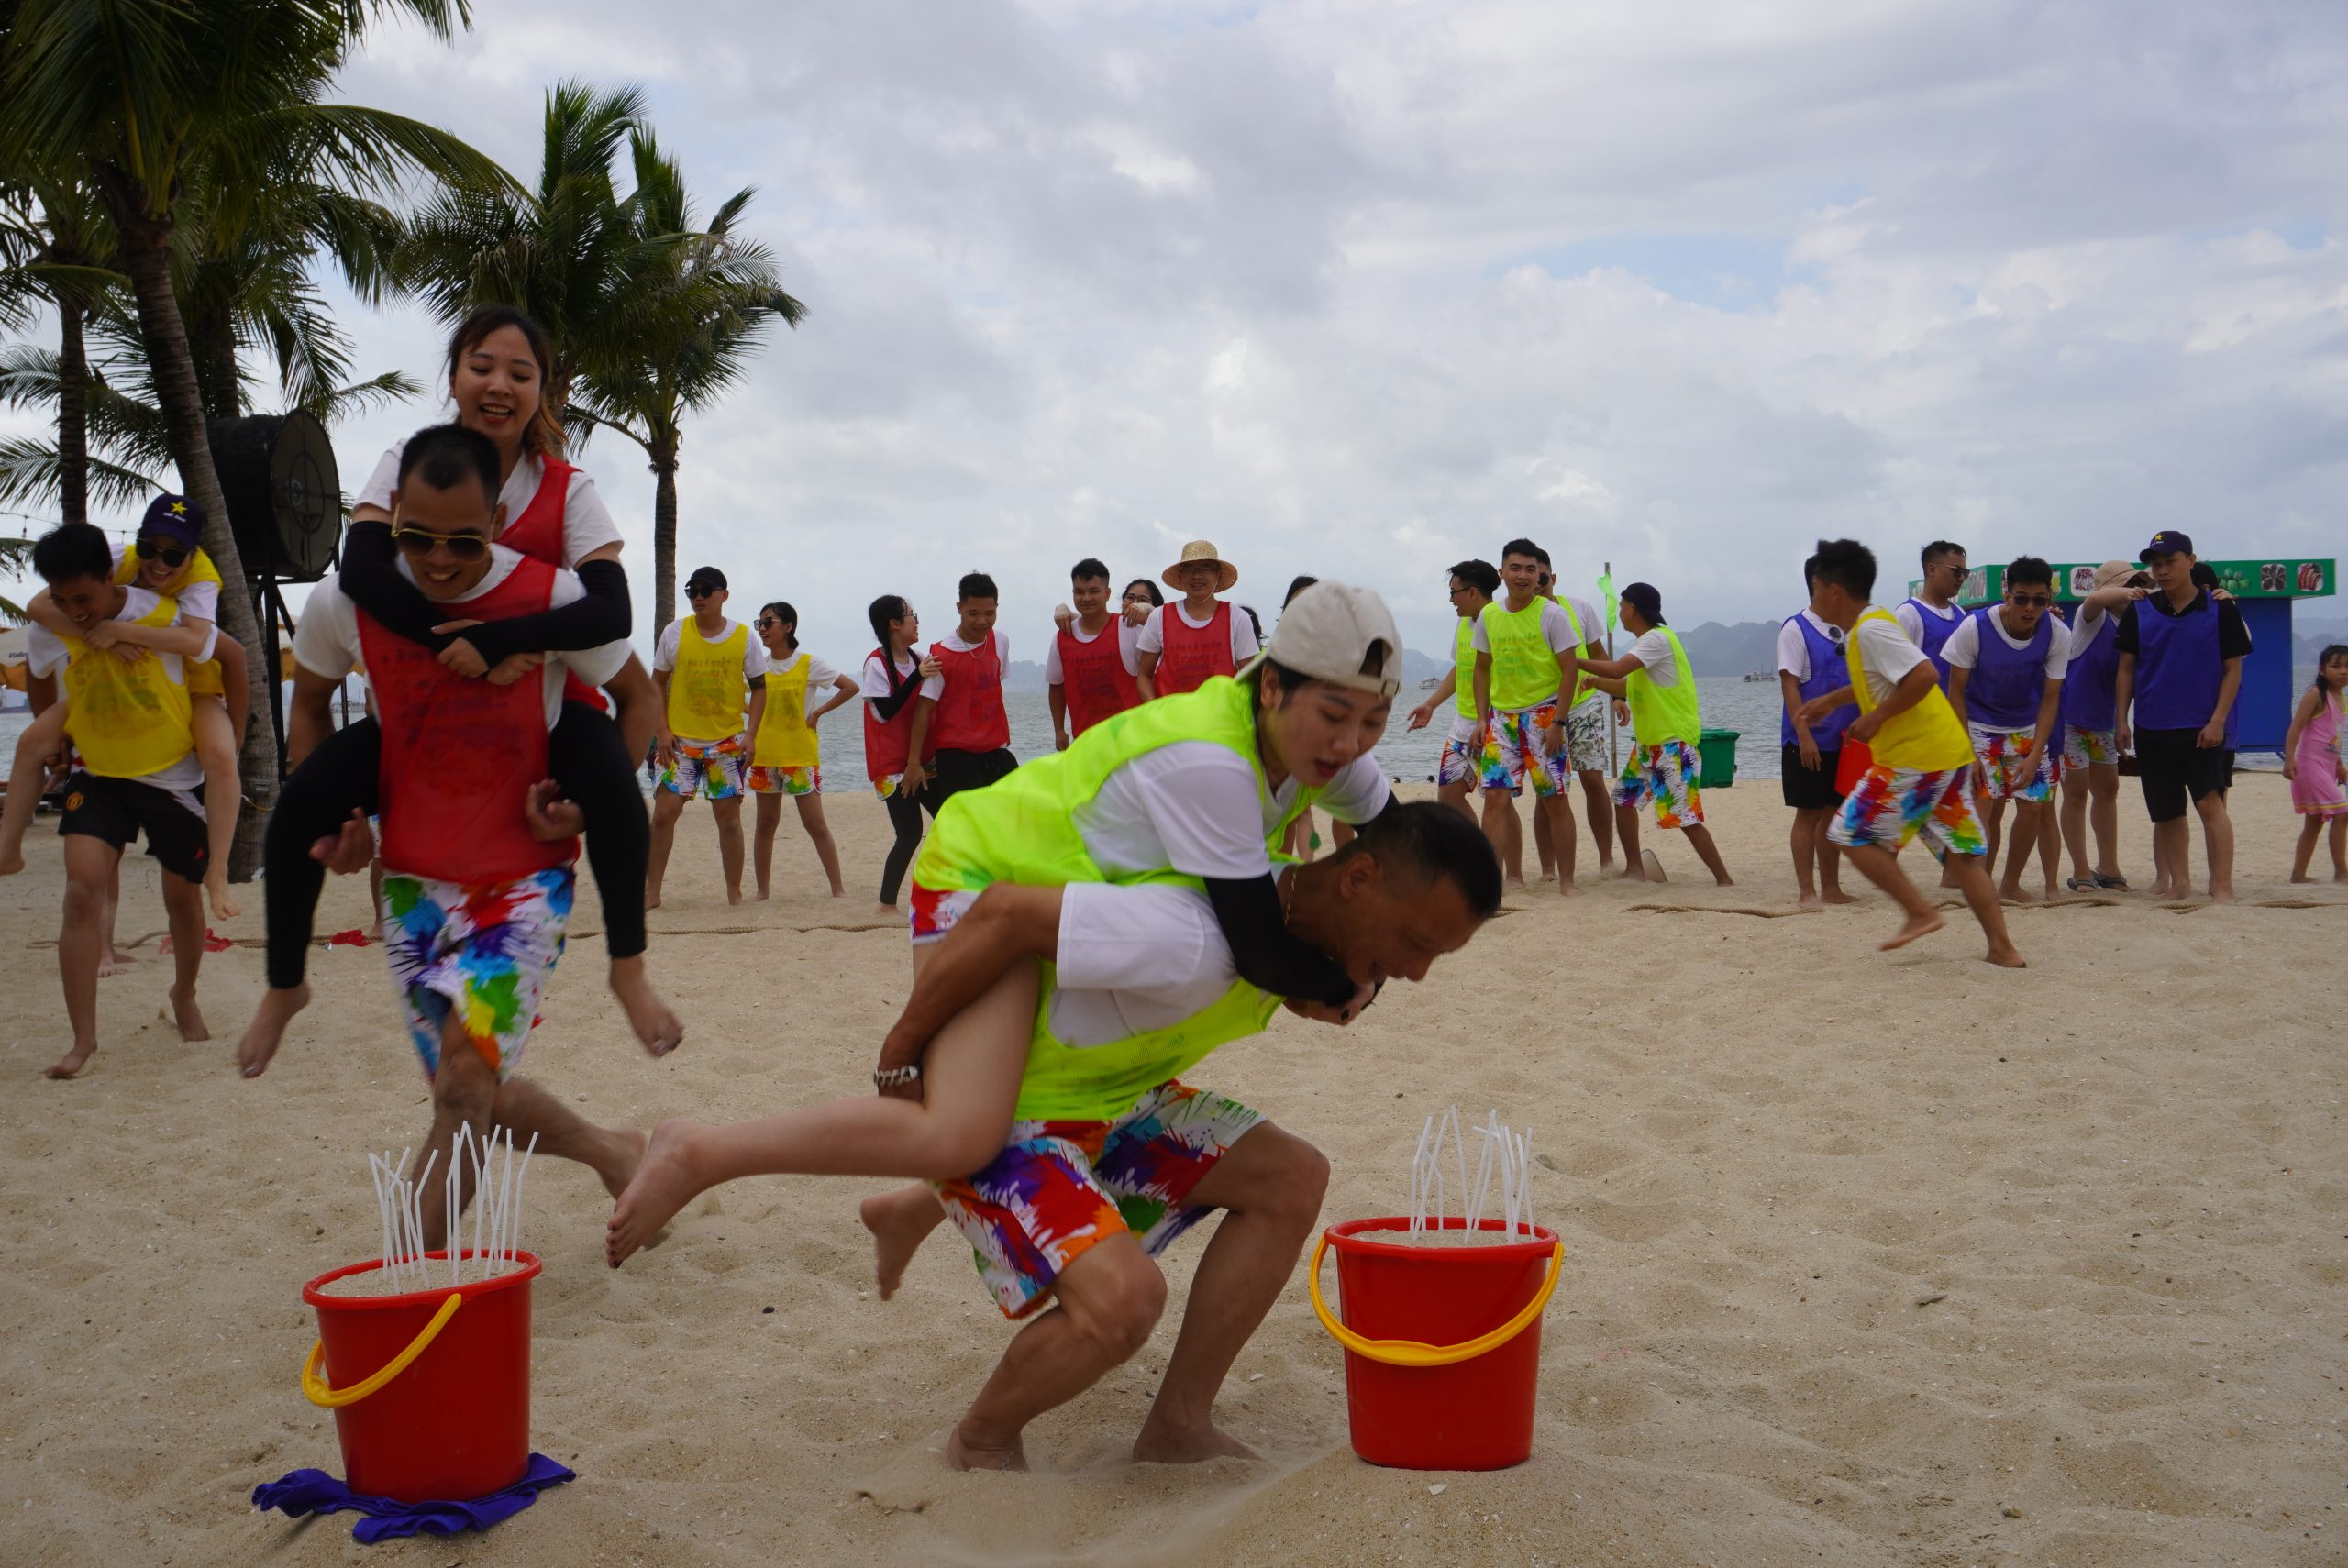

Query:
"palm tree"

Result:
[[0, 0, 509, 873], [1, 172, 120, 527], [1, 532, 32, 623], [571, 133, 804, 635], [394, 81, 669, 421]]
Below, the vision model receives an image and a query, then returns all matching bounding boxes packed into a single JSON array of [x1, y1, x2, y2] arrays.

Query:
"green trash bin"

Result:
[[1697, 728, 1739, 788]]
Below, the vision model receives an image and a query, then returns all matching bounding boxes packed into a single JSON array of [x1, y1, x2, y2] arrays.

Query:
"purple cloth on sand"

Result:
[[250, 1453, 575, 1542]]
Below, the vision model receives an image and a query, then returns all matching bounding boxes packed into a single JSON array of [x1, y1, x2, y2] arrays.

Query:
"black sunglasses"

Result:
[[687, 585, 719, 600], [135, 536, 192, 569], [392, 526, 491, 563], [2008, 593, 2052, 608]]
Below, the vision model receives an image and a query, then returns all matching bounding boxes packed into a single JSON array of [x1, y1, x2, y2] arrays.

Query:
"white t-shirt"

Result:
[[918, 628, 1011, 701], [294, 547, 632, 728], [1135, 601, 1259, 664], [1627, 628, 1683, 688], [26, 587, 211, 798], [1892, 598, 1962, 646], [1774, 609, 1842, 682], [111, 545, 218, 623], [1852, 608, 1931, 707], [1048, 874, 1295, 1046], [767, 650, 843, 692], [653, 617, 770, 679], [1470, 597, 1590, 657], [1073, 742, 1391, 883], [861, 649, 922, 708], [358, 440, 623, 569], [1044, 617, 1141, 683], [1942, 611, 2073, 680]]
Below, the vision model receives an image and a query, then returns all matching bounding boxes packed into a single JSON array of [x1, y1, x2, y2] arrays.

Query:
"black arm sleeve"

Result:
[[867, 658, 924, 722], [338, 521, 452, 651], [1203, 874, 1359, 1008], [460, 558, 634, 667]]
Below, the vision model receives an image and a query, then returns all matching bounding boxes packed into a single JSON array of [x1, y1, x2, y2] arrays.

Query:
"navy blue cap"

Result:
[[139, 494, 203, 548], [2138, 530, 2193, 560], [1620, 580, 1665, 626]]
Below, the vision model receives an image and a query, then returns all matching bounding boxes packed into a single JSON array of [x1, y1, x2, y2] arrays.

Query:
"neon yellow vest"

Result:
[[1846, 608, 1974, 771], [1625, 627, 1700, 746], [1451, 617, 1478, 719], [61, 594, 195, 778], [116, 546, 225, 697], [1550, 595, 1597, 703], [751, 651, 819, 767], [1016, 970, 1281, 1121], [1481, 598, 1560, 711], [914, 675, 1322, 894], [667, 619, 751, 739]]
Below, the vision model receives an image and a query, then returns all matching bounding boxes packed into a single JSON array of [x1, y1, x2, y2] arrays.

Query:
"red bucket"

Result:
[[1310, 1218, 1563, 1471], [300, 1251, 540, 1503]]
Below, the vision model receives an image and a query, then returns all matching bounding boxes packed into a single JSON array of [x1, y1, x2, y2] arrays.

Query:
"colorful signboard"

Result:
[[1907, 558, 2334, 604]]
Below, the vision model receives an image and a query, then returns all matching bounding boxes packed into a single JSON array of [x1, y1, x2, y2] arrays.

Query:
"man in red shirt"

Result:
[[907, 572, 1017, 812], [1047, 557, 1141, 746], [1135, 540, 1257, 699]]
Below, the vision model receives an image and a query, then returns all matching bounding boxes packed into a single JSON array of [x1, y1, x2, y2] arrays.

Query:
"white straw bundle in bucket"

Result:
[[1403, 1106, 1536, 1245], [337, 1129, 540, 1297]]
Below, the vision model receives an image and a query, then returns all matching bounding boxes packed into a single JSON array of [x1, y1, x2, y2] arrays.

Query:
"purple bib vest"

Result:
[[2131, 594, 2223, 732], [1962, 606, 2054, 729], [1900, 597, 1962, 683], [2059, 611, 2120, 733], [1779, 613, 1855, 749]]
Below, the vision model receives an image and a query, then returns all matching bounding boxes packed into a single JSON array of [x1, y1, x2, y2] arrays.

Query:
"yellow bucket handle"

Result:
[[301, 1292, 464, 1408], [1308, 1235, 1563, 1368]]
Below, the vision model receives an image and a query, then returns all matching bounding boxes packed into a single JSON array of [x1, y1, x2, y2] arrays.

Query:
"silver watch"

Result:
[[873, 1064, 922, 1089]]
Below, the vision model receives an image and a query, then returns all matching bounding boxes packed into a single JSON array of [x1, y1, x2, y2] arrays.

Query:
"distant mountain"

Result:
[[1676, 621, 1788, 678]]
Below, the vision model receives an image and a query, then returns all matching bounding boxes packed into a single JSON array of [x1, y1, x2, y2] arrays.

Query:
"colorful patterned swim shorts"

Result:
[[1479, 703, 1566, 797], [1970, 724, 2059, 802], [2060, 725, 2119, 771], [1437, 715, 1481, 788], [1612, 739, 1703, 827], [936, 1081, 1265, 1318], [379, 866, 573, 1082], [746, 763, 819, 796], [1562, 693, 1612, 774], [907, 879, 980, 945], [1829, 765, 1987, 862], [659, 735, 746, 800]]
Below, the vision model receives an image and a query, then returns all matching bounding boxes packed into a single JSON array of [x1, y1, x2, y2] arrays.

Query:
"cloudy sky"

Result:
[[12, 0, 2348, 661]]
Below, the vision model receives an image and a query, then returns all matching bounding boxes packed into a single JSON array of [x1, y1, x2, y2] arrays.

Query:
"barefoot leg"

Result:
[[608, 953, 683, 1055], [493, 1075, 645, 1200], [49, 834, 116, 1078], [861, 1184, 947, 1298], [160, 871, 208, 1040], [237, 983, 310, 1077], [192, 696, 242, 921]]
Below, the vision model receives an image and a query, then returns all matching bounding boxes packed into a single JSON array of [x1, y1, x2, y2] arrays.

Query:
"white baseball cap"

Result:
[[1242, 580, 1403, 700]]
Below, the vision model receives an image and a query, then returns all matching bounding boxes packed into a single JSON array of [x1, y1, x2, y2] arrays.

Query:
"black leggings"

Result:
[[878, 789, 932, 907], [264, 701, 650, 988]]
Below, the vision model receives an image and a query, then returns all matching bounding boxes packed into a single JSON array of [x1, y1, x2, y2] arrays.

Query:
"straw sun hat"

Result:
[[1161, 539, 1238, 591]]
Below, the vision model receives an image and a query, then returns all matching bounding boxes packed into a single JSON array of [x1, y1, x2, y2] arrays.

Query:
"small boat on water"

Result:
[[1741, 669, 1773, 682]]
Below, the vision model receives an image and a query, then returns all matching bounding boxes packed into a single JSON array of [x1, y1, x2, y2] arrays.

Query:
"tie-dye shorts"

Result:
[[659, 734, 746, 800], [378, 866, 573, 1082], [1612, 738, 1704, 827], [2060, 725, 2120, 771], [1479, 703, 1567, 797], [1969, 724, 2060, 801], [746, 763, 819, 796], [1437, 715, 1481, 788], [935, 1081, 1265, 1318], [1829, 765, 1987, 863]]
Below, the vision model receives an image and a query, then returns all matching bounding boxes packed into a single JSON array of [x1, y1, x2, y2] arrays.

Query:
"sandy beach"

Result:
[[2, 772, 2342, 1567]]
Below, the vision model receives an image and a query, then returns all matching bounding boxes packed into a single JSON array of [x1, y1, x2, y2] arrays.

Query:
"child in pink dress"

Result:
[[2284, 644, 2348, 882]]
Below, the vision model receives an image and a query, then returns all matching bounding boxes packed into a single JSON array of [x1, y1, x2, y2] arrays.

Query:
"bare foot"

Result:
[[45, 1040, 97, 1079], [237, 983, 309, 1078], [168, 985, 208, 1042], [595, 1127, 648, 1202], [96, 949, 135, 979], [861, 1188, 939, 1300], [1503, 876, 1527, 892], [609, 957, 683, 1056], [1555, 878, 1578, 897], [946, 1425, 1028, 1473], [1797, 892, 1823, 911], [204, 869, 241, 922], [1880, 911, 1945, 951], [1984, 943, 2028, 968], [647, 889, 663, 911], [1131, 1417, 1261, 1464], [0, 847, 25, 878], [1822, 889, 1859, 905], [2000, 884, 2036, 904], [606, 1119, 706, 1266], [2292, 874, 2316, 884], [874, 902, 900, 920], [2209, 887, 2236, 905], [727, 889, 745, 907], [752, 889, 770, 902]]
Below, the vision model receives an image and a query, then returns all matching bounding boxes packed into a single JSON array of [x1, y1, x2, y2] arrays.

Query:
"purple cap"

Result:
[[139, 494, 203, 549]]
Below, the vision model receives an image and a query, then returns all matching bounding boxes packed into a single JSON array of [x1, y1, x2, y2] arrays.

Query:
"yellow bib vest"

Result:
[[667, 619, 751, 739], [63, 594, 196, 778], [1625, 627, 1700, 747], [1451, 618, 1478, 720], [1481, 598, 1560, 711], [913, 675, 1310, 1121], [116, 547, 226, 698], [1550, 595, 1597, 703], [1845, 608, 1975, 771], [751, 651, 819, 767]]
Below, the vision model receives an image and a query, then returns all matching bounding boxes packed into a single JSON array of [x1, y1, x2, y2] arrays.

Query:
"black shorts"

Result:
[[928, 747, 1018, 810], [1780, 745, 1845, 810], [57, 772, 209, 880], [2133, 731, 2229, 823]]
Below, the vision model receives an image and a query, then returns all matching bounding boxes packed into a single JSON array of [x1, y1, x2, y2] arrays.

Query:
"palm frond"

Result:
[[0, 436, 166, 512]]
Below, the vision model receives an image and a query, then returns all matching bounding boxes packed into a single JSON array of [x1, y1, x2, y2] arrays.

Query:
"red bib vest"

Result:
[[1056, 621, 1138, 735], [928, 633, 1011, 752], [861, 647, 935, 781], [358, 556, 575, 884], [1154, 601, 1235, 696], [497, 455, 610, 714]]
